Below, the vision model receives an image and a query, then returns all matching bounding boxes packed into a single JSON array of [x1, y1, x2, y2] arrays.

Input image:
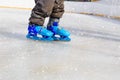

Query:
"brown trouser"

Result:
[[29, 0, 64, 26]]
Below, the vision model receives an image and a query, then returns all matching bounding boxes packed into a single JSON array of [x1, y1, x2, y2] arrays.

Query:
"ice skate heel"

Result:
[[47, 22, 71, 41], [26, 24, 54, 41]]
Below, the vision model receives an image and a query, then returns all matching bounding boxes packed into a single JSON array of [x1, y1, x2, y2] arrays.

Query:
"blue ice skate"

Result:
[[47, 22, 71, 41], [26, 24, 54, 41]]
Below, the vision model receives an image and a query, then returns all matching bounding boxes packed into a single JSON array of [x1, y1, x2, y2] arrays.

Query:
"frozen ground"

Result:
[[0, 8, 120, 80]]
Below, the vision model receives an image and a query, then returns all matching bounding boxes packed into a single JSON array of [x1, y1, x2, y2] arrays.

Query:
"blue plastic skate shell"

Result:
[[48, 22, 71, 41], [26, 24, 54, 41]]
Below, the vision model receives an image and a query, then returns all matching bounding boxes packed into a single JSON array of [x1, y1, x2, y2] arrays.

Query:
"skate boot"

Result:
[[47, 18, 71, 41], [26, 24, 54, 41]]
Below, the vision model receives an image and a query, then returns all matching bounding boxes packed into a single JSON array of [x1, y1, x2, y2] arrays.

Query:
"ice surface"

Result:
[[0, 0, 120, 17], [0, 8, 120, 80], [64, 0, 120, 17]]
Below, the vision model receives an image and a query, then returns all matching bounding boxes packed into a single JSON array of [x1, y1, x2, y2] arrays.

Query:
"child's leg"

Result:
[[47, 0, 64, 26], [50, 0, 64, 19], [47, 0, 71, 41], [27, 0, 56, 41], [29, 0, 55, 26]]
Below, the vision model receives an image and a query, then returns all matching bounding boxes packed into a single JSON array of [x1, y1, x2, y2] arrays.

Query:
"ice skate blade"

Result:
[[53, 37, 71, 42], [26, 35, 54, 41]]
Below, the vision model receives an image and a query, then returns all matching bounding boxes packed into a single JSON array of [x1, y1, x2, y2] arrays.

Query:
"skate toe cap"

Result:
[[59, 29, 70, 36]]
